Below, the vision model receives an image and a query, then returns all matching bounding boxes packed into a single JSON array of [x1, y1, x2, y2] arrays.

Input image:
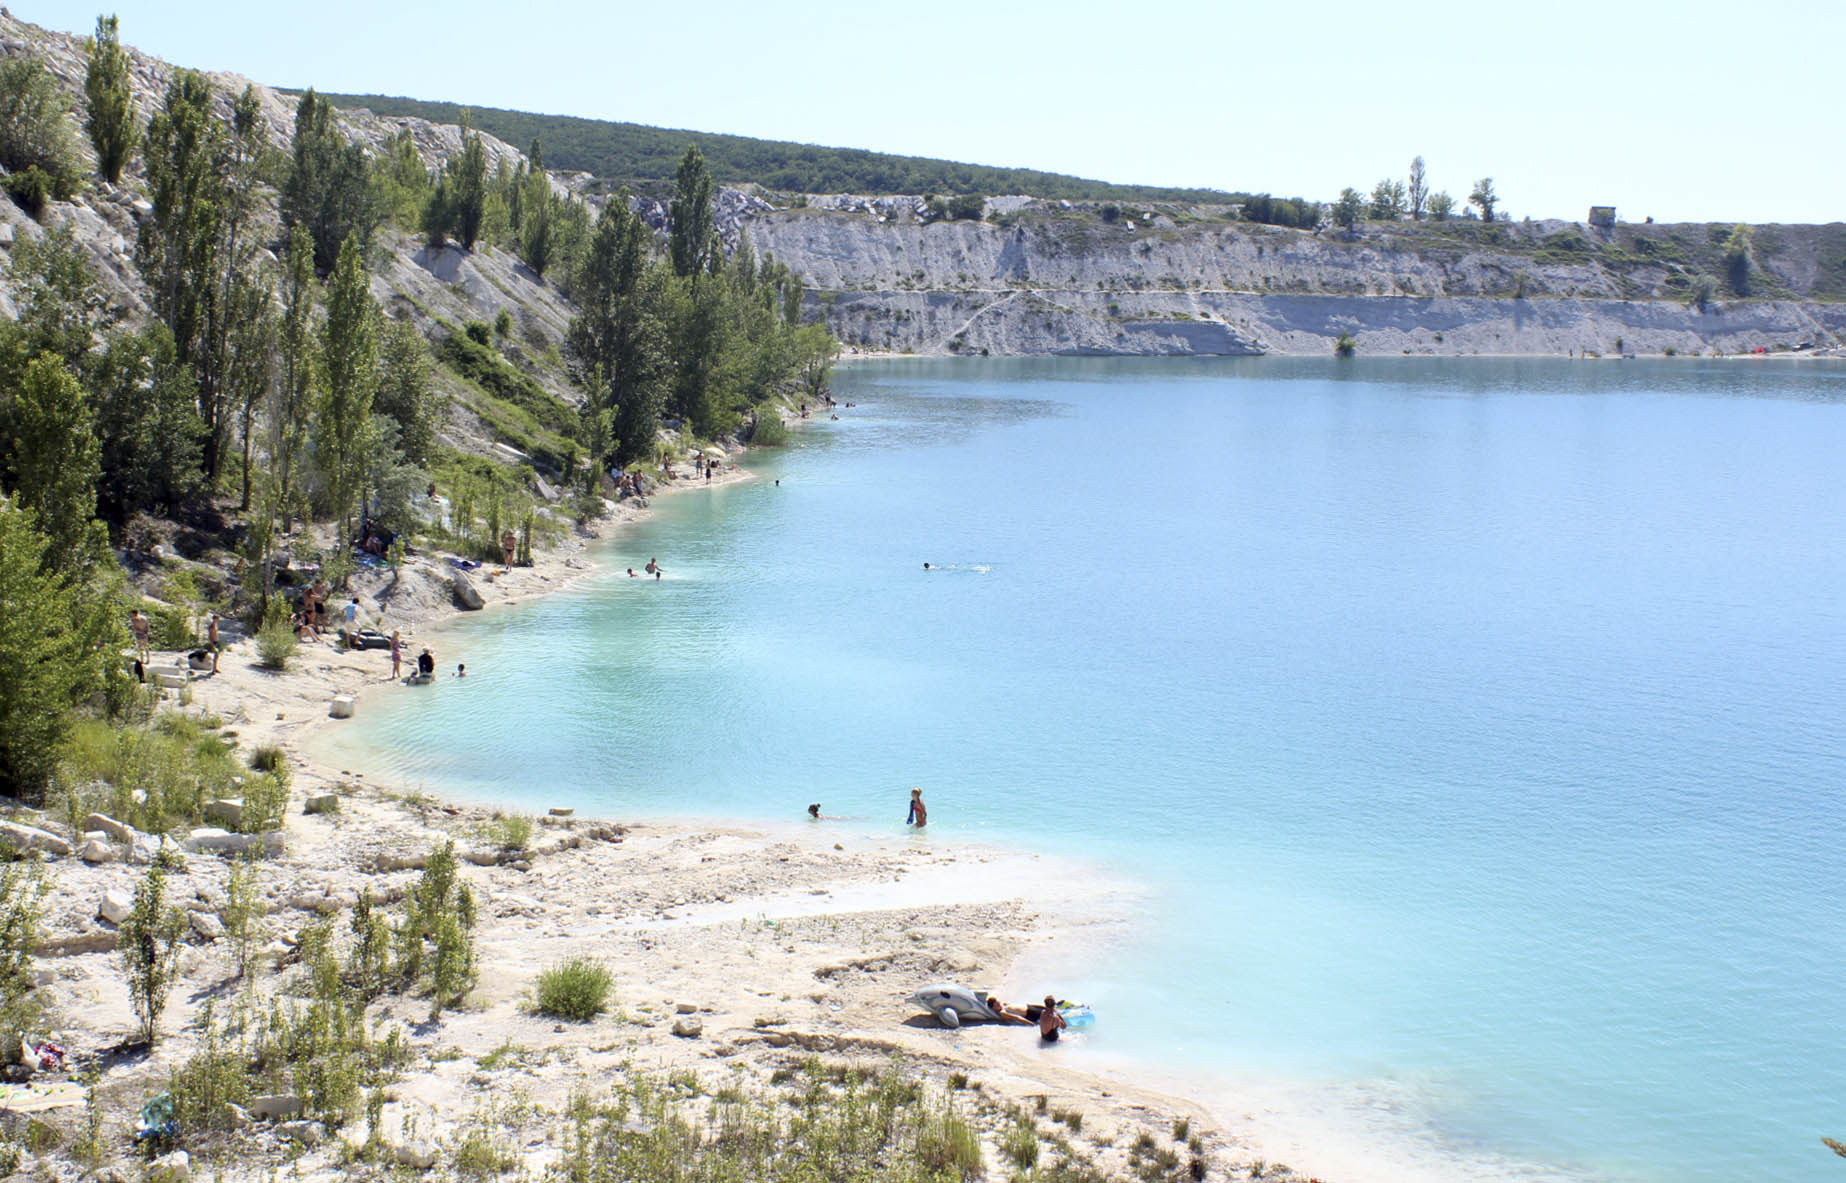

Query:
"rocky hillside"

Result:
[[741, 199, 1846, 357], [0, 10, 590, 472]]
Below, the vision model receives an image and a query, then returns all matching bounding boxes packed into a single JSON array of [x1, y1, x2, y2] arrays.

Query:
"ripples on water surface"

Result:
[[318, 357, 1846, 1182]]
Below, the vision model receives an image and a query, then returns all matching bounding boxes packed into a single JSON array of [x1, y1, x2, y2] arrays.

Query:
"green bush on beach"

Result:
[[534, 957, 613, 1020], [256, 618, 297, 670]]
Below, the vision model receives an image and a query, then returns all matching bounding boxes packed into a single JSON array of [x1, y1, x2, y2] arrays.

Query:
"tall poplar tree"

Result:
[[668, 145, 716, 279], [316, 234, 379, 541], [568, 194, 666, 467], [272, 225, 316, 530], [136, 70, 225, 475], [283, 89, 378, 275], [83, 14, 136, 184], [453, 117, 487, 251]]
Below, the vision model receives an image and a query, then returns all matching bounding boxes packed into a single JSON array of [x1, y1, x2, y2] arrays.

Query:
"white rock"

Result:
[[80, 837, 117, 863], [248, 1094, 301, 1121], [99, 889, 132, 925], [83, 813, 135, 844], [147, 1148, 189, 1181], [188, 911, 224, 941], [671, 1017, 703, 1038], [0, 821, 71, 857], [450, 571, 484, 610], [394, 1140, 438, 1169], [276, 1120, 323, 1146], [303, 793, 338, 814], [328, 695, 355, 719], [202, 799, 244, 828]]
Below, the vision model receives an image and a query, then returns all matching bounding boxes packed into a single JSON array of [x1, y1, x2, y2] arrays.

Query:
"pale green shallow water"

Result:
[[318, 357, 1846, 1182]]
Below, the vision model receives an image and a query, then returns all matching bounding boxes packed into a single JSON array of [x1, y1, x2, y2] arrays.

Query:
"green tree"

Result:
[[1687, 272, 1719, 313], [1369, 178, 1406, 221], [316, 234, 379, 540], [668, 145, 716, 279], [792, 322, 839, 398], [120, 861, 188, 1044], [453, 116, 488, 250], [376, 319, 437, 464], [91, 324, 204, 518], [9, 355, 101, 563], [273, 225, 317, 530], [0, 55, 82, 209], [1427, 191, 1455, 221], [0, 497, 112, 799], [282, 89, 378, 275], [6, 224, 107, 372], [1468, 177, 1497, 223], [1723, 224, 1753, 296], [0, 862, 48, 1052], [228, 272, 277, 511], [1333, 187, 1365, 231], [568, 194, 668, 467], [83, 14, 137, 184], [520, 139, 555, 277], [1407, 156, 1428, 221]]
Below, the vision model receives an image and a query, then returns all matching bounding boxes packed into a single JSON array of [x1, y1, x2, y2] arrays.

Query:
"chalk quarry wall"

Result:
[[743, 209, 1846, 357]]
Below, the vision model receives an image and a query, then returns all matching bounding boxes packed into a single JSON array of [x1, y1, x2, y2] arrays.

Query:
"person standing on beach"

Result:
[[207, 613, 221, 673], [129, 609, 150, 663], [907, 788, 927, 827], [389, 630, 402, 680]]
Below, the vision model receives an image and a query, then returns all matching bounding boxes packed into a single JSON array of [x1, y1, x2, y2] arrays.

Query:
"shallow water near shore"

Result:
[[318, 356, 1846, 1182]]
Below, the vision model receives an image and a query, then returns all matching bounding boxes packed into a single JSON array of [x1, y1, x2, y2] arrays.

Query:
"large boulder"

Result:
[[450, 571, 484, 610], [0, 821, 70, 857]]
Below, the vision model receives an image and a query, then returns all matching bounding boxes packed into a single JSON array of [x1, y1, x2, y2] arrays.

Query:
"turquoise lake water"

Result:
[[318, 357, 1846, 1181]]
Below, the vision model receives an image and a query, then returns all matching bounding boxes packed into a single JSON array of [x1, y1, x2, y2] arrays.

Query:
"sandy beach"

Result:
[[10, 460, 1366, 1183]]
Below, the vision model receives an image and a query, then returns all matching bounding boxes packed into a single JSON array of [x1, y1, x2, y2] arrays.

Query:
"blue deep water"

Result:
[[319, 357, 1846, 1181]]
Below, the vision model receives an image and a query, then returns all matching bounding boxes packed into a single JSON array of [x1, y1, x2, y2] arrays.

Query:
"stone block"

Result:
[[188, 911, 224, 941], [328, 696, 355, 719], [0, 821, 71, 857], [202, 799, 244, 829], [451, 571, 484, 610], [83, 813, 135, 844], [248, 1094, 301, 1121], [80, 837, 116, 864]]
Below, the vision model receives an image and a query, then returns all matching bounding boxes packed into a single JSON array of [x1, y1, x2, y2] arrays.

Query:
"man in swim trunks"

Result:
[[1038, 994, 1066, 1042]]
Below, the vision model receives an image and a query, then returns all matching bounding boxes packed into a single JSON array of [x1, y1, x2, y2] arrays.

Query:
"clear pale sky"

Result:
[[15, 0, 1844, 224]]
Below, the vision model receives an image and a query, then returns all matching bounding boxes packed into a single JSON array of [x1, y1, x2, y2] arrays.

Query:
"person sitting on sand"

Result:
[[1038, 994, 1067, 1043]]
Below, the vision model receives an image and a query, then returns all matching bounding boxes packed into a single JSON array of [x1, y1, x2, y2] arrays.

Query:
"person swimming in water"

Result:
[[807, 803, 821, 819]]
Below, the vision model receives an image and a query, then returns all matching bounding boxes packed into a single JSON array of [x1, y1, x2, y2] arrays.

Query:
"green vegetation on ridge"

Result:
[[309, 91, 1237, 202]]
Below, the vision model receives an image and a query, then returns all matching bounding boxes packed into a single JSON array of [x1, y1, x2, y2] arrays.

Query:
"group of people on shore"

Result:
[[987, 995, 1070, 1042]]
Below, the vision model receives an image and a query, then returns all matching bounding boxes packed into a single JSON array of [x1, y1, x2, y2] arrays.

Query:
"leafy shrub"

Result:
[[917, 1108, 983, 1178], [493, 309, 514, 338], [534, 957, 613, 1020], [1334, 334, 1357, 357], [464, 320, 493, 346], [120, 863, 188, 1044], [240, 770, 289, 833], [249, 744, 286, 773], [148, 603, 196, 650], [256, 618, 297, 671], [750, 411, 789, 446], [487, 813, 533, 852], [0, 862, 48, 1053]]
